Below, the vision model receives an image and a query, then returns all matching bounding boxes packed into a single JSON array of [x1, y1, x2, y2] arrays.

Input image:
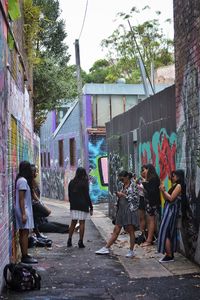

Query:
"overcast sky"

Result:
[[59, 0, 174, 72]]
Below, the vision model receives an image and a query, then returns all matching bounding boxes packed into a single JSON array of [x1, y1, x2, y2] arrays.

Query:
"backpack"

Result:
[[4, 263, 41, 291]]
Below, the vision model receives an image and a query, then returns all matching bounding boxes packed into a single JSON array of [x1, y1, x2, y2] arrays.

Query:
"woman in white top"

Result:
[[15, 161, 37, 264]]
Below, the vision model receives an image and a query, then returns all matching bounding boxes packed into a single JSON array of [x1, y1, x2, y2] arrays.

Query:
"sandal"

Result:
[[141, 241, 153, 247]]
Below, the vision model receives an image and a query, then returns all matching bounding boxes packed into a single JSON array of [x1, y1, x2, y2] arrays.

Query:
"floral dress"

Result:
[[115, 181, 139, 227]]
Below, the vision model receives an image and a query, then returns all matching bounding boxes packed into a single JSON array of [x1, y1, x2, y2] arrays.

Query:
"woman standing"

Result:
[[141, 164, 160, 246], [67, 167, 93, 248], [15, 161, 37, 264], [95, 170, 139, 258], [158, 169, 186, 262]]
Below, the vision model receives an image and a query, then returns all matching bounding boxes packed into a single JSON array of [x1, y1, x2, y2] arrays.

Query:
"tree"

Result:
[[100, 6, 174, 83], [33, 0, 69, 64], [84, 59, 110, 83], [23, 0, 78, 131]]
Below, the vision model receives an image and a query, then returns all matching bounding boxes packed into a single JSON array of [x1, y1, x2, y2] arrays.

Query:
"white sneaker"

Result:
[[95, 247, 110, 255], [126, 249, 135, 258]]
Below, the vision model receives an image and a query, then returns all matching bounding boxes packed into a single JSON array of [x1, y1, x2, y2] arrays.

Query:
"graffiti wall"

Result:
[[106, 86, 176, 218], [0, 7, 9, 289], [88, 135, 108, 203], [174, 0, 200, 262], [41, 169, 65, 200]]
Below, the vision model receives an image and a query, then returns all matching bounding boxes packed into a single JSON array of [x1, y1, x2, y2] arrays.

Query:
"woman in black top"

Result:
[[141, 164, 160, 246], [67, 167, 93, 248]]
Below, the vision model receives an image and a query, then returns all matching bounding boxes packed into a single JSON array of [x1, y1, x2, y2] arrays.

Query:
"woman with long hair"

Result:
[[67, 167, 93, 248], [158, 169, 186, 262], [95, 170, 139, 258], [15, 161, 37, 264], [141, 164, 160, 246]]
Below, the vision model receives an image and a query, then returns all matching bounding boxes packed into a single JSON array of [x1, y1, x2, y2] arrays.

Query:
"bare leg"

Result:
[[139, 209, 146, 233], [146, 214, 155, 243], [126, 225, 135, 250], [106, 225, 122, 248], [19, 229, 29, 257], [165, 238, 173, 256], [79, 220, 85, 241], [68, 219, 77, 239]]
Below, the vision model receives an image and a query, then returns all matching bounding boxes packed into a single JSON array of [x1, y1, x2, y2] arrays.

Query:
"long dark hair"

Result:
[[74, 167, 88, 184], [15, 161, 33, 191], [142, 164, 159, 182]]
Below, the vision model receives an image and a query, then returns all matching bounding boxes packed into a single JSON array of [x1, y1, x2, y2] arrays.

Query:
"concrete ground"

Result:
[[1, 199, 200, 300]]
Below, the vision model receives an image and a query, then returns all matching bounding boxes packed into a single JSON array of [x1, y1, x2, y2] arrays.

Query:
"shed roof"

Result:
[[82, 83, 171, 96]]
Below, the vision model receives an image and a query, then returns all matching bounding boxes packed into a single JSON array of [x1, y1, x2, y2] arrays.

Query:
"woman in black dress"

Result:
[[67, 167, 93, 248], [141, 164, 160, 247]]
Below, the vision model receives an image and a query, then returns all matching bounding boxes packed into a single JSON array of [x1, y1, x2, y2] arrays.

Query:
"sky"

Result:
[[59, 0, 174, 72]]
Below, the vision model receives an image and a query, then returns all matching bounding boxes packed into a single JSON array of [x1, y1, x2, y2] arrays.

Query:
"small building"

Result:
[[40, 82, 170, 203]]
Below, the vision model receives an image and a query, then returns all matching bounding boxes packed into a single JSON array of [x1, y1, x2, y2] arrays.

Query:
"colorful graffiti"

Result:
[[139, 128, 177, 181], [0, 9, 9, 286], [88, 136, 108, 203]]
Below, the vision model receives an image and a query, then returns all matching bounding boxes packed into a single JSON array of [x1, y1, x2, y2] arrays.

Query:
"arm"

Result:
[[160, 183, 181, 202], [19, 190, 27, 224]]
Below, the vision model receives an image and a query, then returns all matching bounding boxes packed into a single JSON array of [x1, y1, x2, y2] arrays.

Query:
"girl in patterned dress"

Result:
[[96, 170, 139, 258]]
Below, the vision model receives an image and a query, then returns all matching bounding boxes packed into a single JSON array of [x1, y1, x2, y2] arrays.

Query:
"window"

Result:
[[69, 138, 76, 167], [48, 152, 51, 167], [58, 140, 64, 167], [44, 152, 46, 168]]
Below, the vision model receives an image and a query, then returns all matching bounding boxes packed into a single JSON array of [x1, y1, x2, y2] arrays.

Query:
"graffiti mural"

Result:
[[42, 169, 65, 200], [139, 128, 177, 180], [176, 60, 200, 258], [0, 8, 9, 279], [88, 136, 108, 203]]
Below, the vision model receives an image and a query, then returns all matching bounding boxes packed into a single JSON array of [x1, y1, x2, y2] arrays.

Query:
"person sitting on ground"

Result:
[[67, 167, 93, 248], [15, 161, 38, 264], [158, 169, 186, 263], [141, 164, 160, 247], [31, 164, 51, 239], [95, 170, 139, 258]]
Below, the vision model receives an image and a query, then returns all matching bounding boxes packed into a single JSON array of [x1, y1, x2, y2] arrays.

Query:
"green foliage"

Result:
[[33, 0, 69, 64], [23, 0, 77, 131], [33, 60, 78, 131], [23, 0, 41, 63], [100, 7, 174, 83]]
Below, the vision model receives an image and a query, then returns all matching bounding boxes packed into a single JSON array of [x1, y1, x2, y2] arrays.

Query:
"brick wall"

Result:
[[0, 0, 39, 290], [174, 0, 200, 262]]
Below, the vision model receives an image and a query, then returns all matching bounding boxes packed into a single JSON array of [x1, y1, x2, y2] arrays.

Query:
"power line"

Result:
[[78, 0, 89, 40]]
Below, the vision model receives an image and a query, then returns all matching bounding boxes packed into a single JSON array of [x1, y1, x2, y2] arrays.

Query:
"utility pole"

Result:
[[75, 39, 86, 168]]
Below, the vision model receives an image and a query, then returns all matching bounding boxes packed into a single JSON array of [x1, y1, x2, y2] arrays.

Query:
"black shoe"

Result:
[[67, 238, 72, 247], [136, 234, 146, 245], [21, 255, 38, 264], [159, 255, 174, 263], [78, 240, 85, 248]]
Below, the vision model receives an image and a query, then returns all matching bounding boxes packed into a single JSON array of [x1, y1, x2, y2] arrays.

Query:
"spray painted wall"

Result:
[[88, 135, 108, 203], [0, 2, 39, 289], [106, 86, 176, 218], [0, 7, 9, 290], [174, 0, 200, 262]]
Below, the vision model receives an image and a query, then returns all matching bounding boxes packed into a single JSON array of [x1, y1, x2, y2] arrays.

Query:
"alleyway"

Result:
[[1, 200, 200, 300]]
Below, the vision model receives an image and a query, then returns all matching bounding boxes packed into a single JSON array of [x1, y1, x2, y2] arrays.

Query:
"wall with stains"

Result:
[[0, 5, 9, 290], [174, 0, 200, 262], [0, 1, 39, 289]]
